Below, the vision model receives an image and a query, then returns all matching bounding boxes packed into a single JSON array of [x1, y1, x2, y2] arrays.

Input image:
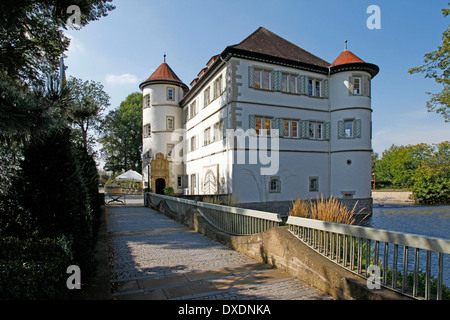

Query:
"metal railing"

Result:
[[196, 201, 282, 236], [286, 215, 450, 300], [146, 193, 282, 236]]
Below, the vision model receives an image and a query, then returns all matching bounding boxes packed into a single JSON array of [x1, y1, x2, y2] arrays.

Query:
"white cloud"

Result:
[[105, 73, 139, 85]]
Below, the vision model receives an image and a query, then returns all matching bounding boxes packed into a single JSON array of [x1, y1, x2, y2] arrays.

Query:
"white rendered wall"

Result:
[[329, 70, 372, 200], [142, 83, 185, 189]]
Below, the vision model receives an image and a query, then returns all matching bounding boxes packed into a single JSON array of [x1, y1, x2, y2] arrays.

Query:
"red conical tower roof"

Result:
[[330, 50, 364, 67], [139, 62, 188, 91], [146, 62, 183, 83]]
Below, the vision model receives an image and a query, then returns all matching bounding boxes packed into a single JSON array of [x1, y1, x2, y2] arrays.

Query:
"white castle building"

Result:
[[139, 27, 379, 214]]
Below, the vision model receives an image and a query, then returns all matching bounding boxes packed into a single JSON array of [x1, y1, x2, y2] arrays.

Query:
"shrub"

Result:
[[412, 162, 450, 205], [163, 186, 174, 195], [13, 128, 96, 275], [0, 236, 73, 299]]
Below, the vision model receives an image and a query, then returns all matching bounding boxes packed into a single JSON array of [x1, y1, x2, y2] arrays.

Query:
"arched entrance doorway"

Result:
[[155, 178, 166, 195]]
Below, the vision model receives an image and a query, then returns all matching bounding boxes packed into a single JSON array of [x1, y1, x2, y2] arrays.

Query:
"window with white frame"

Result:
[[254, 69, 272, 90], [166, 116, 174, 131], [308, 121, 323, 140], [213, 120, 223, 142], [282, 74, 297, 93], [344, 120, 354, 138], [190, 100, 197, 119], [353, 77, 361, 95], [204, 87, 211, 108], [143, 124, 151, 138], [144, 94, 150, 109], [214, 75, 223, 99], [203, 127, 211, 146], [190, 135, 197, 152], [308, 78, 322, 97], [338, 119, 361, 139], [255, 116, 272, 136], [283, 119, 299, 138], [167, 87, 174, 101]]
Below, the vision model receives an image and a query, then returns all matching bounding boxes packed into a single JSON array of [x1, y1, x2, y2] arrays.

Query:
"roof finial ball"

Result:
[[164, 53, 166, 63], [345, 40, 347, 51]]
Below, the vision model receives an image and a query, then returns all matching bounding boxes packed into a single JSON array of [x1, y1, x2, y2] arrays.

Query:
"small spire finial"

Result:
[[345, 40, 348, 50], [164, 53, 166, 63]]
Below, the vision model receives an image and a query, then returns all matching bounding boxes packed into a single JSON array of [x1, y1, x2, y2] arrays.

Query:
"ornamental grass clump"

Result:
[[289, 195, 360, 225]]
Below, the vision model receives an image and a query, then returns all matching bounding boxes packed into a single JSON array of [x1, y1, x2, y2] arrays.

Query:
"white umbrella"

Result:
[[115, 170, 143, 182]]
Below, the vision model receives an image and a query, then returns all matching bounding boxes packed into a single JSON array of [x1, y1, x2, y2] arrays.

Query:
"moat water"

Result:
[[362, 203, 450, 287]]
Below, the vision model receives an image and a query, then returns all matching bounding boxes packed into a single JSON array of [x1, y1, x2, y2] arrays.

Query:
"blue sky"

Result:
[[64, 0, 450, 158]]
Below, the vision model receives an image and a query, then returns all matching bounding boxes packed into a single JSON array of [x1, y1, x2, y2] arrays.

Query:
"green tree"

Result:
[[66, 76, 110, 152], [409, 5, 450, 122], [0, 73, 72, 144], [0, 0, 115, 85], [375, 143, 434, 188], [100, 92, 143, 173], [412, 142, 450, 204]]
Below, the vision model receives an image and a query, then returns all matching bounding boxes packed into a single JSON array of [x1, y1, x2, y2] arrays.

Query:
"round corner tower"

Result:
[[328, 49, 379, 213], [139, 61, 188, 194]]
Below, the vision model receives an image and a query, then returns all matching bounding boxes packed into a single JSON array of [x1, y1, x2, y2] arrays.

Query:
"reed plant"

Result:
[[289, 195, 360, 225]]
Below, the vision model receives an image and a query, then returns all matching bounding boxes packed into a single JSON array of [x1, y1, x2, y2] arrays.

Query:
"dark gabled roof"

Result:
[[231, 27, 330, 68], [180, 27, 379, 105]]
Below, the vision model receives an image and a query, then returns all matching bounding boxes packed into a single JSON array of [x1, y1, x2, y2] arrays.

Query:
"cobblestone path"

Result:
[[106, 201, 332, 300]]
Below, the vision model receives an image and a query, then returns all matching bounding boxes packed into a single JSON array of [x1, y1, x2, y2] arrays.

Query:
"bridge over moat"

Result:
[[106, 200, 331, 300], [104, 194, 449, 300]]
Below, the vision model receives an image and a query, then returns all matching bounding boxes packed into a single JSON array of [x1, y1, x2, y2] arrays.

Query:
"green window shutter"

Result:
[[324, 122, 330, 140], [273, 118, 283, 137], [248, 66, 254, 88], [299, 75, 307, 95], [363, 76, 371, 97], [355, 119, 361, 138], [323, 79, 329, 98], [249, 114, 255, 129], [301, 120, 309, 139], [273, 71, 281, 91], [338, 120, 344, 139]]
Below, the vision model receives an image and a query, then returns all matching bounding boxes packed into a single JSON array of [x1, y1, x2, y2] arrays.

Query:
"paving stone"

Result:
[[106, 203, 333, 300]]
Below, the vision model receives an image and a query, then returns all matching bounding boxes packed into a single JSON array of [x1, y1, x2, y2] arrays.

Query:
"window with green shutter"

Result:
[[338, 119, 361, 139]]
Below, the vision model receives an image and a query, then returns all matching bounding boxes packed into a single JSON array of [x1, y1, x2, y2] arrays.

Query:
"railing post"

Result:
[[413, 248, 420, 297], [392, 244, 398, 290]]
